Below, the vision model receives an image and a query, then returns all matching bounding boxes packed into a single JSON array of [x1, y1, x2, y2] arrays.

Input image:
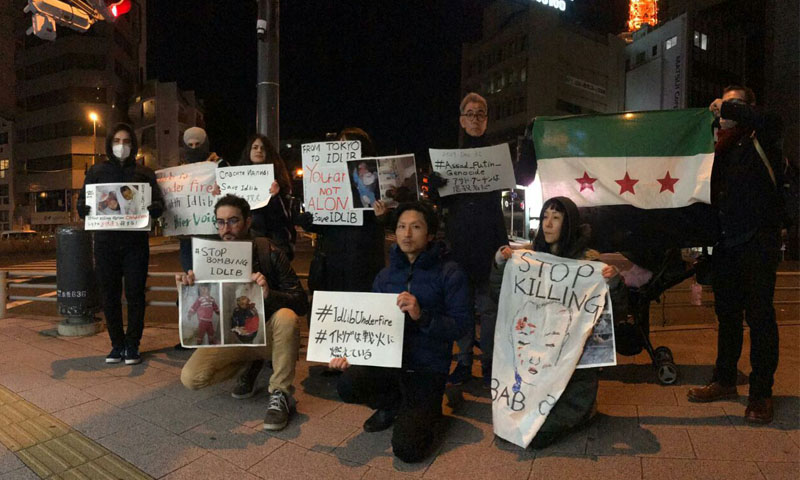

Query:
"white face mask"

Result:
[[362, 172, 376, 186], [112, 144, 131, 160]]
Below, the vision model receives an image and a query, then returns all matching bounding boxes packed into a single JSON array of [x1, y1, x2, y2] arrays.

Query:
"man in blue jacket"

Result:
[[329, 201, 472, 463]]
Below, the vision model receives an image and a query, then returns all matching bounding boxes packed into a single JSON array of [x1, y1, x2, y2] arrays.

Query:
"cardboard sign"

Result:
[[492, 251, 612, 448], [217, 164, 275, 209], [192, 238, 252, 282], [179, 282, 266, 348], [302, 141, 364, 226], [347, 155, 418, 209], [306, 291, 405, 368], [429, 143, 516, 196], [156, 162, 217, 236], [84, 183, 151, 231]]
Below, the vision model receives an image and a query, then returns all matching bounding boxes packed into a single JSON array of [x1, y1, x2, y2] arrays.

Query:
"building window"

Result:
[[0, 159, 8, 179], [694, 31, 700, 47], [652, 45, 658, 56], [666, 36, 677, 50], [0, 132, 7, 145], [35, 190, 67, 213], [701, 33, 708, 50], [0, 184, 8, 205]]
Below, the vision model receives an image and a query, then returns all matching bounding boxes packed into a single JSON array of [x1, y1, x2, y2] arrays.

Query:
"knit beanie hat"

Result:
[[183, 127, 207, 146]]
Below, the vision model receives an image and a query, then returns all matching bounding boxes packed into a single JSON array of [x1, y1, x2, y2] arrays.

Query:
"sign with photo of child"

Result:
[[179, 282, 266, 348], [346, 155, 418, 209], [84, 183, 151, 230]]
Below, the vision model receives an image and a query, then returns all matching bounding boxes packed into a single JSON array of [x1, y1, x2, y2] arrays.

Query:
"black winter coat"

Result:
[[439, 134, 508, 284], [372, 242, 472, 374], [251, 236, 309, 319]]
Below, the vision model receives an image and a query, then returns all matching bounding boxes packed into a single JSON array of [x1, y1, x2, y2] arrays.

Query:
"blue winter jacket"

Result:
[[372, 241, 473, 374]]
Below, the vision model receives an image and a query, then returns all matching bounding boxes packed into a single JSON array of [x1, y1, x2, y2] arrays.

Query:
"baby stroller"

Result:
[[613, 248, 709, 385]]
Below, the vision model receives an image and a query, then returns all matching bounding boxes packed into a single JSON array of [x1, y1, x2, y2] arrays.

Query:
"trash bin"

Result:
[[56, 226, 101, 336]]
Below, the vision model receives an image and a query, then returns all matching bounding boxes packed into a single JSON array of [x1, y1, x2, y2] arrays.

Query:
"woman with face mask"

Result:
[[77, 123, 165, 366], [237, 134, 298, 260], [489, 196, 624, 449]]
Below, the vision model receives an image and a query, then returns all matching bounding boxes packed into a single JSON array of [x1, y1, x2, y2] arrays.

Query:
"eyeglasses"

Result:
[[214, 217, 241, 228], [461, 112, 487, 121]]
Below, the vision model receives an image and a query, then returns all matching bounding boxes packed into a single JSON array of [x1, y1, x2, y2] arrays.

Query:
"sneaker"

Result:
[[124, 346, 142, 365], [447, 363, 472, 386], [231, 360, 264, 399], [105, 346, 124, 364], [263, 390, 294, 431], [363, 408, 398, 433]]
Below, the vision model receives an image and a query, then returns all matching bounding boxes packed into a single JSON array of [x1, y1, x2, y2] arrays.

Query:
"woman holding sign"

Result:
[[491, 196, 624, 448], [77, 123, 164, 365], [238, 134, 297, 260]]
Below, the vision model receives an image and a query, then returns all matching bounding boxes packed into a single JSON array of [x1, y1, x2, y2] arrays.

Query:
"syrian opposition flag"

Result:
[[532, 109, 719, 253]]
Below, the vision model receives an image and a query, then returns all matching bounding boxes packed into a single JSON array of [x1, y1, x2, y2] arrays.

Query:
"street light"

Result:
[[88, 112, 98, 166]]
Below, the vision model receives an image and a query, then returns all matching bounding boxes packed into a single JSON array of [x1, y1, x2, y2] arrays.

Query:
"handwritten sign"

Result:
[[192, 238, 252, 282], [85, 183, 151, 231], [156, 162, 217, 236], [302, 141, 363, 226], [179, 282, 266, 348], [429, 143, 516, 196], [492, 251, 612, 448], [306, 291, 405, 368], [217, 164, 274, 209]]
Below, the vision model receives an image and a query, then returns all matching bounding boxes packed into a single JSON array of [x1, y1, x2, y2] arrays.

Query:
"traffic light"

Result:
[[105, 0, 131, 18]]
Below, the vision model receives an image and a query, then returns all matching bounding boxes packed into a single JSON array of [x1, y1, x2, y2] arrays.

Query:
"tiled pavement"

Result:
[[0, 315, 797, 479]]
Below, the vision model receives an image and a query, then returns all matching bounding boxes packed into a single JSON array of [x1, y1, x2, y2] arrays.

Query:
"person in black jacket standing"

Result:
[[439, 93, 508, 387], [78, 123, 164, 365], [687, 86, 784, 424]]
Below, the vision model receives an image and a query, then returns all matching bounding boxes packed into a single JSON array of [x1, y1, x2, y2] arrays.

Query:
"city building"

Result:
[[12, 0, 144, 231], [127, 80, 205, 169], [460, 0, 627, 147], [0, 117, 14, 232]]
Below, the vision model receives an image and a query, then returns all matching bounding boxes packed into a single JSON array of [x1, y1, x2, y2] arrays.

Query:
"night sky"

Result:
[[147, 0, 628, 166]]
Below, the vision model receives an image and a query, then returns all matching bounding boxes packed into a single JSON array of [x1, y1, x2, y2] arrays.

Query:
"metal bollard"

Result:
[[56, 226, 102, 336], [0, 270, 7, 319]]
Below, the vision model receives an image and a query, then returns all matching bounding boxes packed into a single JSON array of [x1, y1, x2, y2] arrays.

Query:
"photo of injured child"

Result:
[[347, 159, 380, 209], [377, 155, 418, 208], [220, 282, 266, 346], [179, 283, 221, 347], [96, 189, 122, 216], [95, 184, 142, 216], [577, 307, 616, 368]]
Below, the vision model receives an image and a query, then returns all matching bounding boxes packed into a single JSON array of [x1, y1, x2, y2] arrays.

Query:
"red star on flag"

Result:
[[615, 172, 639, 195], [575, 171, 597, 192], [657, 171, 679, 193]]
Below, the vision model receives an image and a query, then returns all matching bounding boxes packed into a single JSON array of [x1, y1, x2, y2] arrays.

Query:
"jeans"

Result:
[[711, 228, 781, 399], [454, 280, 497, 372], [94, 237, 149, 349], [181, 308, 300, 395], [337, 366, 446, 463]]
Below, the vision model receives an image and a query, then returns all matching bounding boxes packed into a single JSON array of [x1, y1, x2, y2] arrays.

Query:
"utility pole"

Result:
[[256, 0, 279, 147]]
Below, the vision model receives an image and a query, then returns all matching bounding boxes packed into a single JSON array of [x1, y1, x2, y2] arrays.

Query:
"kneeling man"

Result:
[[177, 194, 308, 431], [329, 201, 472, 462]]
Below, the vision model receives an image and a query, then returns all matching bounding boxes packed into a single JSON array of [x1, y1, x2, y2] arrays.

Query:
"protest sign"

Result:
[[84, 183, 151, 231], [429, 143, 516, 196], [217, 164, 274, 209], [492, 251, 612, 448], [306, 291, 405, 368], [179, 282, 266, 348], [156, 162, 217, 236], [347, 155, 418, 209], [302, 141, 363, 225], [192, 238, 252, 282]]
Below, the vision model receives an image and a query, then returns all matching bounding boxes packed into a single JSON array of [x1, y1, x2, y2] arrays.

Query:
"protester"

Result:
[[177, 194, 308, 431], [77, 123, 164, 365], [491, 196, 622, 448], [238, 134, 297, 260], [328, 201, 472, 463], [688, 85, 784, 424], [296, 127, 387, 294], [436, 92, 508, 387]]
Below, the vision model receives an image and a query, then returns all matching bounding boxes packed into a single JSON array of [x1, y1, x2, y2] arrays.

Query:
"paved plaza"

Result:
[[0, 315, 797, 479]]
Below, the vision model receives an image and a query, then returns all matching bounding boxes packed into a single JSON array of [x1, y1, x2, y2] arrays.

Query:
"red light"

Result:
[[107, 0, 131, 18]]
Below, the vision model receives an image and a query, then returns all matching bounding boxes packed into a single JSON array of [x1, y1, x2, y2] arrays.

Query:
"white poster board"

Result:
[[346, 154, 418, 209], [179, 282, 266, 347], [85, 183, 151, 231], [301, 141, 364, 225], [192, 238, 252, 282], [156, 162, 217, 236], [492, 251, 612, 448], [306, 291, 405, 368], [429, 143, 516, 196], [217, 164, 275, 209]]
